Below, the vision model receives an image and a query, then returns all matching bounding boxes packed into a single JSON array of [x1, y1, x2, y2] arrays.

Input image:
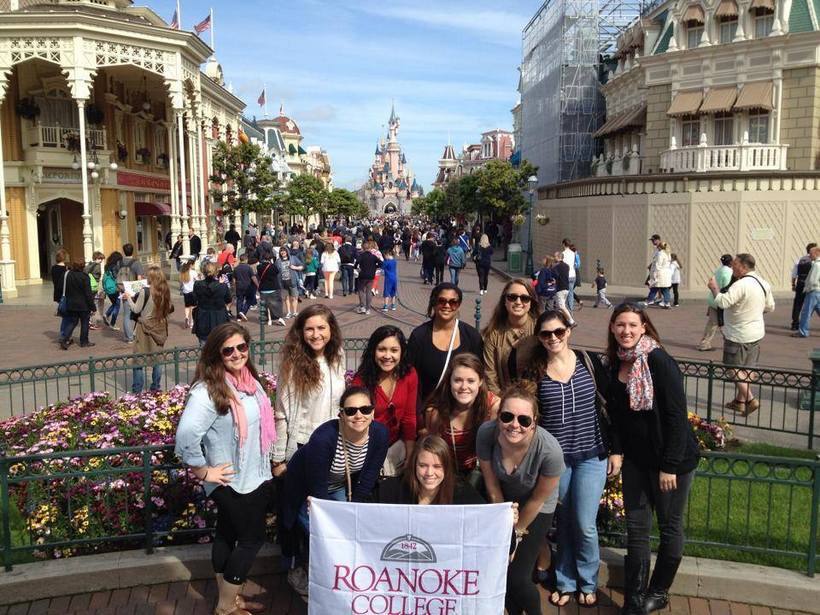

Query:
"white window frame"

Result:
[[682, 116, 700, 146], [713, 113, 734, 145], [753, 10, 774, 38], [687, 23, 704, 48], [748, 112, 770, 143], [719, 17, 738, 43]]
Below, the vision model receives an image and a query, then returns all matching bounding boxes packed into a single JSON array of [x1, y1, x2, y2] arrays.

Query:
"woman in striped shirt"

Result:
[[524, 309, 620, 608]]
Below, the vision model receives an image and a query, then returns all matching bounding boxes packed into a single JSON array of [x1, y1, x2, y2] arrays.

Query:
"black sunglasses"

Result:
[[499, 411, 534, 428], [436, 298, 461, 308], [538, 327, 568, 340], [221, 342, 249, 357], [340, 405, 375, 417], [505, 293, 532, 304]]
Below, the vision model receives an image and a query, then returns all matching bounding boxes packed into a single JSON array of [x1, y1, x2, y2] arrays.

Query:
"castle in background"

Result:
[[358, 104, 422, 215]]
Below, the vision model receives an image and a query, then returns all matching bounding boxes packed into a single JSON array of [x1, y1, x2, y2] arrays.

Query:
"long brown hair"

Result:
[[482, 278, 540, 337], [146, 266, 172, 320], [605, 303, 664, 366], [425, 353, 490, 436], [525, 309, 573, 380], [191, 322, 260, 415], [279, 304, 343, 400], [404, 435, 455, 505]]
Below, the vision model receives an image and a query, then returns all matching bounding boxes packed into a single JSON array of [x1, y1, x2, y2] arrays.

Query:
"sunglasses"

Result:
[[221, 342, 249, 357], [436, 298, 461, 308], [499, 411, 534, 428], [340, 405, 375, 417], [538, 327, 568, 340], [505, 293, 532, 304]]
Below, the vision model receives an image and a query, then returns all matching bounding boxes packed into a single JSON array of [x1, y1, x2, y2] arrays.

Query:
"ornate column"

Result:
[[177, 111, 190, 257], [186, 114, 201, 245], [0, 76, 17, 297], [167, 120, 180, 243], [196, 118, 208, 251], [77, 99, 93, 262]]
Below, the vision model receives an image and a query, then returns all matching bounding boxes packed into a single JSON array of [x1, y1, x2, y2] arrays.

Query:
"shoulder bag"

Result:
[[57, 271, 69, 317]]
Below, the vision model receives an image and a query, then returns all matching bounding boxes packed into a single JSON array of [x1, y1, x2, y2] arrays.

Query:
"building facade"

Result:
[[0, 0, 246, 297], [533, 0, 820, 293], [359, 104, 422, 215], [433, 129, 514, 188]]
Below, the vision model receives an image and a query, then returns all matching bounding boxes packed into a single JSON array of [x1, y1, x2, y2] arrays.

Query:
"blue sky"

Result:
[[145, 0, 544, 190]]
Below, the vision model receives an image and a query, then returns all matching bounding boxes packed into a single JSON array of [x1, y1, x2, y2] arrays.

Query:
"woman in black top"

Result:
[[192, 261, 232, 345], [605, 304, 699, 615], [256, 256, 285, 326], [51, 248, 68, 306], [59, 259, 96, 350], [407, 283, 484, 409]]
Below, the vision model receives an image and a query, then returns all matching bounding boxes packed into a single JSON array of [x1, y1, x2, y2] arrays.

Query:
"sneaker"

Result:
[[355, 307, 365, 314], [79, 342, 96, 348], [89, 323, 101, 330], [391, 305, 397, 311], [364, 309, 371, 315], [102, 314, 110, 327], [286, 312, 293, 319], [267, 320, 273, 326], [238, 312, 248, 321], [287, 566, 309, 599], [250, 305, 258, 311], [382, 305, 389, 311], [276, 318, 287, 326]]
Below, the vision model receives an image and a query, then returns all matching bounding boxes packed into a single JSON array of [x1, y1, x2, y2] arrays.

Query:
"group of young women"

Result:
[[174, 280, 697, 615]]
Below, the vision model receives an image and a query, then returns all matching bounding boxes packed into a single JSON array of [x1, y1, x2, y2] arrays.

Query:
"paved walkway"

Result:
[[1, 573, 811, 615]]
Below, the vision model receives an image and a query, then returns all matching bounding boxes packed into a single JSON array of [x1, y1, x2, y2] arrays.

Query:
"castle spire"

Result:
[[389, 99, 397, 124]]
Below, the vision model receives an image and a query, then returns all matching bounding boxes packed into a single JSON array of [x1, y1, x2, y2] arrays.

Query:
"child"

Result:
[[370, 244, 384, 296], [304, 247, 319, 299], [592, 267, 612, 308], [382, 251, 398, 311], [179, 260, 200, 328], [670, 254, 682, 307]]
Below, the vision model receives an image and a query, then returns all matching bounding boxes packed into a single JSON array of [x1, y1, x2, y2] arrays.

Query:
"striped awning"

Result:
[[750, 0, 775, 10], [683, 4, 705, 22], [700, 86, 738, 113], [715, 0, 739, 17], [593, 103, 647, 138], [734, 81, 774, 111], [667, 90, 703, 116]]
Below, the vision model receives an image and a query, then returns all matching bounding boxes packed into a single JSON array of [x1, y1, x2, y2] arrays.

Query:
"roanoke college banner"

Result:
[[308, 499, 514, 615]]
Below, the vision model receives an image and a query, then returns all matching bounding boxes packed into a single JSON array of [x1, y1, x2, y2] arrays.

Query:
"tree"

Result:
[[209, 141, 280, 215], [326, 188, 364, 219], [283, 174, 328, 222], [411, 188, 447, 219], [472, 159, 540, 218]]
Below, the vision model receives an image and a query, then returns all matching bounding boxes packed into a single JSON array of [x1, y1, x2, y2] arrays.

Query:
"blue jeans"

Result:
[[798, 290, 820, 336], [449, 267, 460, 286], [236, 287, 255, 316], [567, 278, 576, 310], [554, 456, 608, 594], [132, 364, 162, 393], [105, 294, 120, 325], [297, 488, 346, 534], [340, 265, 355, 295], [121, 298, 135, 342]]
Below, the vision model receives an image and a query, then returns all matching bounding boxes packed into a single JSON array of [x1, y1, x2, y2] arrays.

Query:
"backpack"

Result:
[[116, 257, 136, 291], [102, 269, 117, 295], [88, 272, 98, 293]]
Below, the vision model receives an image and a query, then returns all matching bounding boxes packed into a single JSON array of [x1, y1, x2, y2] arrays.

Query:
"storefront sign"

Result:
[[117, 170, 171, 191], [42, 167, 82, 184], [309, 499, 512, 614]]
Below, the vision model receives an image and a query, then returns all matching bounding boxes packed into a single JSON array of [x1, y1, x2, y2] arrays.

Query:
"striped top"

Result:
[[328, 433, 369, 493], [537, 362, 605, 465]]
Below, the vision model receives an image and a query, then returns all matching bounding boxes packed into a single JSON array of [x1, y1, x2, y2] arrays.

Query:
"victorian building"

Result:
[[0, 0, 247, 297], [359, 104, 422, 215], [530, 0, 820, 293], [433, 129, 515, 188]]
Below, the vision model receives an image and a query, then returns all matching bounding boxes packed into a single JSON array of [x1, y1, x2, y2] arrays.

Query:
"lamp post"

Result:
[[525, 174, 538, 276]]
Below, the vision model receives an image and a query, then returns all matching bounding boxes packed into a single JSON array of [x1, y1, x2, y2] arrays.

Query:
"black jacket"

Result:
[[376, 477, 485, 504], [192, 277, 231, 339], [64, 270, 95, 313], [356, 251, 382, 281]]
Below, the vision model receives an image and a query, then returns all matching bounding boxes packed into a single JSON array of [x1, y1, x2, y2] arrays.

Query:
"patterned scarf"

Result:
[[616, 335, 660, 412], [225, 367, 277, 464]]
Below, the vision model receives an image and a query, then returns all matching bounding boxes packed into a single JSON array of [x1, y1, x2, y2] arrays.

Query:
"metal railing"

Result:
[[660, 143, 789, 173], [601, 451, 820, 576], [2, 447, 817, 574]]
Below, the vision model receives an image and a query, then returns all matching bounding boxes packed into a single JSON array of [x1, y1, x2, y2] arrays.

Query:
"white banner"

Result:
[[308, 499, 513, 615]]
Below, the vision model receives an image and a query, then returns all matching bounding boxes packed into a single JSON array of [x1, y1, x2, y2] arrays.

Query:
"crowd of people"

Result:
[[174, 277, 698, 615]]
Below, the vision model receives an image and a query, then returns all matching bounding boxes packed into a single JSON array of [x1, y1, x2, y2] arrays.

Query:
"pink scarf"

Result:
[[617, 335, 660, 412], [226, 367, 277, 459]]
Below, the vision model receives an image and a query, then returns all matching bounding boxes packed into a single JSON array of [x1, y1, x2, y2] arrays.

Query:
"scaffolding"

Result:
[[520, 0, 642, 185]]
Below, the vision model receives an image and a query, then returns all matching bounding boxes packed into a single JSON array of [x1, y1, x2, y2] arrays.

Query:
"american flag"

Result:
[[194, 14, 211, 34], [169, 9, 179, 29], [257, 89, 266, 107]]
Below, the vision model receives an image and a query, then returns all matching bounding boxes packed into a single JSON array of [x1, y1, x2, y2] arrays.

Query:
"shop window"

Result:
[[748, 112, 769, 143], [682, 116, 700, 146], [719, 17, 738, 43], [714, 114, 734, 145]]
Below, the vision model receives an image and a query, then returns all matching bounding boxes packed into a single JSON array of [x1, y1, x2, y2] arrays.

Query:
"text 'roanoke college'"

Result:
[[333, 565, 480, 595]]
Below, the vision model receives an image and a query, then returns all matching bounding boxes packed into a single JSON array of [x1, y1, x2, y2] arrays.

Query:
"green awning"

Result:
[[298, 145, 307, 155], [288, 143, 297, 155]]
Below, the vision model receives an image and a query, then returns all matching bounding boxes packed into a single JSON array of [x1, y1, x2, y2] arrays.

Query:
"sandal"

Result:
[[724, 398, 746, 412], [578, 592, 598, 608], [549, 591, 572, 607], [739, 398, 760, 417]]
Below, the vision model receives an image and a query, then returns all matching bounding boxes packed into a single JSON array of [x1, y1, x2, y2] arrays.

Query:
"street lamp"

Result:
[[525, 174, 538, 276]]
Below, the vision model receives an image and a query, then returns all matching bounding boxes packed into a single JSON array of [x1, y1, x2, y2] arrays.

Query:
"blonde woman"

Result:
[[124, 266, 173, 393], [179, 260, 200, 329], [320, 241, 341, 299]]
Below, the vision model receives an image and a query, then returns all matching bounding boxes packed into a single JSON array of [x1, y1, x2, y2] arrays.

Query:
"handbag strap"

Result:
[[436, 319, 459, 389], [61, 270, 69, 298]]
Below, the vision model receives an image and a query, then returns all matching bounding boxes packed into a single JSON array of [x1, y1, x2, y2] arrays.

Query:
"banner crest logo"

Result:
[[379, 533, 437, 563]]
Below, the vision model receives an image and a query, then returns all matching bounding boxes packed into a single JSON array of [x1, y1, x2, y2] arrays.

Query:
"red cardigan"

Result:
[[351, 368, 418, 446]]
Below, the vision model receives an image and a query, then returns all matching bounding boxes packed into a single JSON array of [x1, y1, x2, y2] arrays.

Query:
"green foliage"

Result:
[[209, 141, 281, 215], [327, 188, 365, 218], [411, 188, 447, 218], [283, 173, 328, 220]]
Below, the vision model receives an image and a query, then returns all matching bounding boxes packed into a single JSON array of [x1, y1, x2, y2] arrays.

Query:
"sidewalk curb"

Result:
[[1, 544, 816, 611]]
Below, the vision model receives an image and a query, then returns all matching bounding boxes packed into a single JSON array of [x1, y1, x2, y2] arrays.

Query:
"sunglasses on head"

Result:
[[538, 327, 568, 340], [340, 405, 375, 417], [221, 342, 249, 357], [505, 293, 532, 304], [499, 411, 534, 428], [436, 298, 461, 308]]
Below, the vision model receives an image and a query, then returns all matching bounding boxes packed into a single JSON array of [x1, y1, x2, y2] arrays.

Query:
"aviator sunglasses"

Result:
[[341, 405, 375, 417], [499, 411, 534, 428], [436, 297, 461, 308], [221, 342, 249, 357], [505, 293, 532, 304]]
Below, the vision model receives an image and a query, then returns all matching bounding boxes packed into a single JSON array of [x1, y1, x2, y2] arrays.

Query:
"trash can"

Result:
[[507, 243, 523, 274]]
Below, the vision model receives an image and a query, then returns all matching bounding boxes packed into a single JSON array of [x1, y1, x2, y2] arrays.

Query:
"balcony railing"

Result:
[[592, 152, 643, 177], [661, 139, 788, 173], [25, 124, 107, 151]]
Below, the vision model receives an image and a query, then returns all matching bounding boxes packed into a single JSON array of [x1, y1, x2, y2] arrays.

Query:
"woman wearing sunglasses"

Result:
[[523, 310, 618, 608], [175, 322, 275, 615], [407, 282, 484, 409], [280, 385, 389, 600], [423, 353, 500, 480], [482, 278, 541, 395], [351, 325, 418, 476], [477, 382, 564, 615], [605, 304, 699, 615]]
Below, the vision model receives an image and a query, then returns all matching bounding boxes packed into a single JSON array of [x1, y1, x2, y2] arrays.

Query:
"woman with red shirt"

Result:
[[351, 325, 418, 475]]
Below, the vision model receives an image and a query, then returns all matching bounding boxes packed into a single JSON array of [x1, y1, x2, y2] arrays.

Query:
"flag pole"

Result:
[[176, 0, 181, 24], [209, 8, 215, 55], [264, 83, 268, 118]]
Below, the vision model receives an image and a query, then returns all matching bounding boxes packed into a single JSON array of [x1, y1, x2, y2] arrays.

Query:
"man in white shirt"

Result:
[[793, 246, 820, 338], [708, 253, 775, 416], [561, 238, 577, 310]]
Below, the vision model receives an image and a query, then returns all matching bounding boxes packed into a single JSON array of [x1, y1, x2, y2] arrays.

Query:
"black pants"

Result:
[[210, 480, 274, 585], [63, 310, 91, 344], [435, 264, 444, 285], [476, 264, 490, 291], [422, 263, 434, 284], [506, 511, 552, 615], [622, 459, 694, 561], [672, 283, 680, 306], [792, 283, 806, 328]]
